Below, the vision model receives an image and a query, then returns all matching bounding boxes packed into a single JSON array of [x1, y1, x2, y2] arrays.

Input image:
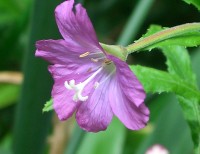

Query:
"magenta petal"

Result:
[[36, 39, 102, 67], [49, 65, 80, 120], [36, 39, 81, 65], [110, 77, 149, 130], [108, 56, 149, 130], [55, 0, 102, 51], [109, 55, 146, 107], [76, 75, 113, 132]]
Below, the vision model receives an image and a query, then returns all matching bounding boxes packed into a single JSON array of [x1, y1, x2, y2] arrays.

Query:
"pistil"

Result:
[[64, 67, 103, 102]]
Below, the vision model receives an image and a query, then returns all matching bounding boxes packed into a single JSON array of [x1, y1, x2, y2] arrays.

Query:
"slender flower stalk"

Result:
[[35, 0, 149, 132]]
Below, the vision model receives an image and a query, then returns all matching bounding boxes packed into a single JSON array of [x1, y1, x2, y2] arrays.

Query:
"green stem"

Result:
[[126, 23, 200, 53], [117, 0, 155, 45]]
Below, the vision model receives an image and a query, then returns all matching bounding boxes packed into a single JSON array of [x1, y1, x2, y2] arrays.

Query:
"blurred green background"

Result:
[[0, 0, 200, 154]]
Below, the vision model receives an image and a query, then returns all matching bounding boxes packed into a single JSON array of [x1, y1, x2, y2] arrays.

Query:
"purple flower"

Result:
[[35, 0, 149, 132]]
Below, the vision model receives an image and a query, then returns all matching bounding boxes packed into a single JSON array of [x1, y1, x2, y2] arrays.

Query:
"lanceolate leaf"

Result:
[[131, 27, 200, 151], [140, 25, 197, 84], [160, 45, 196, 84], [130, 65, 200, 100], [153, 24, 200, 152], [160, 44, 200, 153]]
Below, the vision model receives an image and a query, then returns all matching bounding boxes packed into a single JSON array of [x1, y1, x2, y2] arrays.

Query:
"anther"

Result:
[[79, 52, 90, 58], [104, 59, 112, 65], [91, 58, 99, 62]]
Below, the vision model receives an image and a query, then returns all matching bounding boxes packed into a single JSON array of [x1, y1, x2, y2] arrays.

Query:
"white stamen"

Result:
[[91, 56, 105, 62], [87, 52, 103, 56], [65, 81, 72, 90], [64, 67, 103, 102]]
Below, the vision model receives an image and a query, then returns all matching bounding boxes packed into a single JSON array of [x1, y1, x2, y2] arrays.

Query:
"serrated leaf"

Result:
[[130, 65, 200, 100], [42, 99, 53, 112], [161, 46, 200, 152], [183, 0, 200, 10], [141, 24, 163, 38], [161, 45, 196, 84], [135, 25, 200, 152], [140, 25, 197, 83]]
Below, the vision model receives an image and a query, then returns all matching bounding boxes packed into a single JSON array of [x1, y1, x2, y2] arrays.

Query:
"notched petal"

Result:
[[55, 0, 102, 51]]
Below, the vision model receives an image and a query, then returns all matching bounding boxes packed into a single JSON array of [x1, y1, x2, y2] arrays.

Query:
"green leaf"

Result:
[[0, 84, 20, 109], [130, 65, 200, 100], [141, 24, 163, 37], [191, 48, 200, 153], [183, 0, 200, 10], [140, 25, 197, 84], [177, 97, 200, 153], [192, 48, 200, 87], [154, 25, 200, 152], [160, 46, 196, 84], [42, 99, 53, 112]]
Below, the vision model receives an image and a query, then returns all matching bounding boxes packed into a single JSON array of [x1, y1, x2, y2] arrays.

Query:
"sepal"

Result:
[[100, 43, 128, 61]]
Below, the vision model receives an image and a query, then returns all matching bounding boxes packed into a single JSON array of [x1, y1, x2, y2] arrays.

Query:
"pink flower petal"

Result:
[[109, 55, 146, 107], [36, 39, 103, 68], [49, 65, 80, 120], [108, 56, 149, 130], [49, 64, 105, 121], [55, 0, 102, 52], [76, 71, 114, 132]]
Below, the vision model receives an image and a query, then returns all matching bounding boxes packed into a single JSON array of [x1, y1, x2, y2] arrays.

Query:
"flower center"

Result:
[[64, 67, 103, 102]]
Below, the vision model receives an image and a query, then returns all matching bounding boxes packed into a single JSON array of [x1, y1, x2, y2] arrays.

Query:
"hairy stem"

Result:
[[126, 23, 200, 53]]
